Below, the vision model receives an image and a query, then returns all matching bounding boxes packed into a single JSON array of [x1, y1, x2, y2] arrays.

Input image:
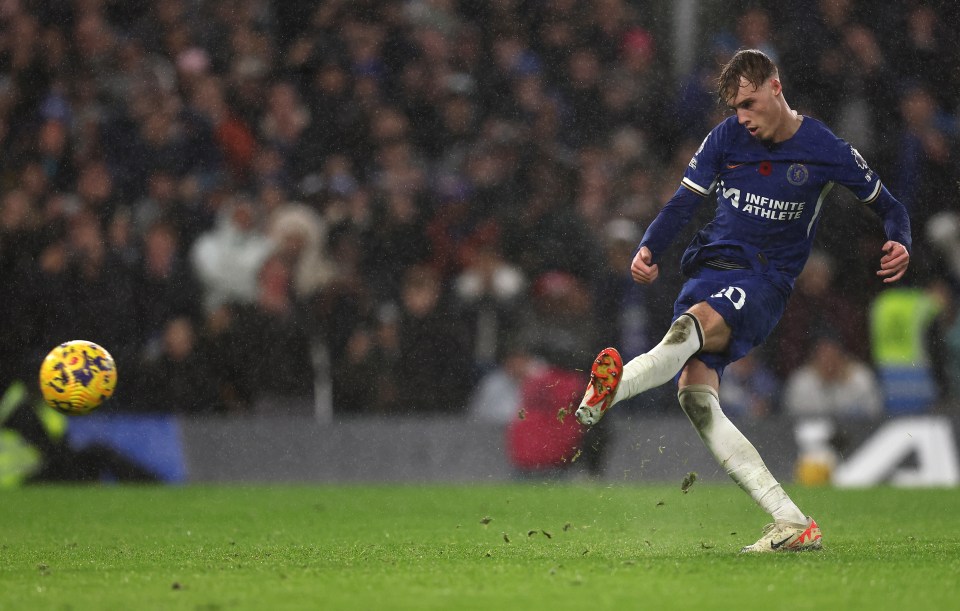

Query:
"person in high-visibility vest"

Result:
[[0, 381, 157, 485], [870, 282, 947, 413]]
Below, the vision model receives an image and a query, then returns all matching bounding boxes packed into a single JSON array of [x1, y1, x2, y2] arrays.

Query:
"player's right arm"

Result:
[[633, 185, 708, 284], [633, 123, 727, 284], [631, 246, 658, 284]]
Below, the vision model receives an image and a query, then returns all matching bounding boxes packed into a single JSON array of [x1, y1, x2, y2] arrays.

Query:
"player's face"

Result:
[[728, 77, 783, 142]]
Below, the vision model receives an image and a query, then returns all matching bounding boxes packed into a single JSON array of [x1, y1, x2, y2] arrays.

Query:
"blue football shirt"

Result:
[[674, 115, 882, 278]]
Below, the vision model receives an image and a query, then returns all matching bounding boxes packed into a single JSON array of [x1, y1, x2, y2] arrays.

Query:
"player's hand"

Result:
[[631, 246, 659, 285], [878, 240, 910, 283]]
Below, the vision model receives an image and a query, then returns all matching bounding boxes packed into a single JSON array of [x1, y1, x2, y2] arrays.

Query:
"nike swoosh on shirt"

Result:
[[726, 163, 746, 169]]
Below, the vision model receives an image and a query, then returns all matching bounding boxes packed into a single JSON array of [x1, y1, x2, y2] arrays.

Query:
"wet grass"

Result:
[[1, 484, 958, 610]]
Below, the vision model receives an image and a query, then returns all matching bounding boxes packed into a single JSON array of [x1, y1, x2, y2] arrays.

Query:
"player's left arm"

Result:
[[836, 143, 912, 283], [865, 185, 911, 283]]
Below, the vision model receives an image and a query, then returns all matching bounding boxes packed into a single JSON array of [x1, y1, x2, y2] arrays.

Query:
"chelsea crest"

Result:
[[787, 163, 809, 186]]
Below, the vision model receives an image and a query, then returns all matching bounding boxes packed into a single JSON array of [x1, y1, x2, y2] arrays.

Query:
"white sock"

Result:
[[612, 313, 704, 407], [678, 384, 807, 524]]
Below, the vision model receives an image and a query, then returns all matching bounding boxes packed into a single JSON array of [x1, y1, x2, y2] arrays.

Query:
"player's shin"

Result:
[[576, 314, 705, 426], [615, 313, 704, 406], [678, 384, 806, 524]]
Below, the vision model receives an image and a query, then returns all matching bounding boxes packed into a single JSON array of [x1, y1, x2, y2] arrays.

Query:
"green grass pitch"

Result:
[[2, 483, 958, 610]]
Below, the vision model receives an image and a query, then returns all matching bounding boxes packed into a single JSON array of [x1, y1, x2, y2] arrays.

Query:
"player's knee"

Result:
[[665, 313, 704, 349], [686, 303, 731, 352], [678, 384, 720, 433]]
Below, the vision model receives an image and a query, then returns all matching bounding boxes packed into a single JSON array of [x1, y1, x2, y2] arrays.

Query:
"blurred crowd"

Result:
[[1, 0, 959, 422]]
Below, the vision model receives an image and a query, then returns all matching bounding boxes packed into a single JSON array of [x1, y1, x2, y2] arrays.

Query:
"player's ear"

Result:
[[769, 78, 783, 97]]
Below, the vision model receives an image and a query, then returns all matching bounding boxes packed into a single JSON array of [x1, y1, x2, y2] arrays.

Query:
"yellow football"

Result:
[[39, 340, 117, 415]]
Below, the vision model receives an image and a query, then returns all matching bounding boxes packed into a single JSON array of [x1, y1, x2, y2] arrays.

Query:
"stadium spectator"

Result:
[[329, 301, 397, 417], [673, 34, 737, 143], [386, 264, 473, 414], [609, 157, 661, 225], [452, 226, 527, 374], [74, 159, 120, 225], [32, 118, 77, 193], [0, 189, 43, 384], [106, 207, 140, 271], [135, 316, 221, 414], [133, 220, 204, 349], [617, 26, 672, 151], [210, 253, 315, 416], [188, 74, 258, 186], [592, 219, 650, 357], [424, 177, 480, 278], [365, 189, 431, 302], [467, 342, 545, 425], [462, 129, 522, 222], [190, 194, 275, 314], [500, 162, 604, 281], [0, 0, 957, 421], [768, 250, 867, 378], [28, 210, 138, 381], [561, 46, 606, 148], [65, 210, 139, 359], [782, 334, 883, 420], [735, 7, 779, 63], [132, 169, 186, 239], [778, 0, 856, 124], [259, 80, 312, 181], [505, 364, 588, 477], [890, 3, 959, 112], [885, 83, 958, 270], [870, 280, 947, 414], [719, 351, 781, 421], [267, 200, 336, 300], [518, 271, 602, 373]]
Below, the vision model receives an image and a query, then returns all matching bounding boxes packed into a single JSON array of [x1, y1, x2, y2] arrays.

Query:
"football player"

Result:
[[575, 49, 911, 553]]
